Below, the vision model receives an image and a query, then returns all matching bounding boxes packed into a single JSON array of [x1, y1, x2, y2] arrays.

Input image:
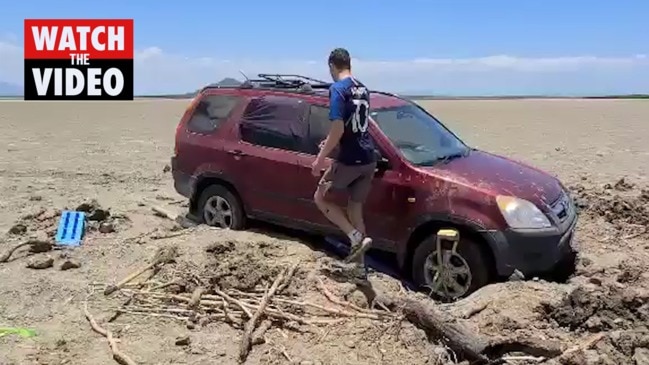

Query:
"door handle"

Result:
[[227, 149, 246, 157]]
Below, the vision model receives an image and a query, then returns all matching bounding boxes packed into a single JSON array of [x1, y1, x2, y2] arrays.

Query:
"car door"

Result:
[[229, 94, 310, 219], [293, 104, 404, 249]]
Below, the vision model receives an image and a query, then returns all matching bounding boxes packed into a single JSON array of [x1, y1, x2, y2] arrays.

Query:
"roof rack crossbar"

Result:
[[200, 81, 404, 100], [370, 90, 401, 98], [257, 74, 329, 85], [243, 74, 331, 90]]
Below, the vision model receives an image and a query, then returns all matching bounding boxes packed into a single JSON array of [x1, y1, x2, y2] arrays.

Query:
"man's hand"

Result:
[[311, 157, 326, 177]]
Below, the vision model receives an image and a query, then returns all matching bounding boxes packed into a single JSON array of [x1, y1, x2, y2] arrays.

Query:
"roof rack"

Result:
[[200, 74, 405, 100], [370, 90, 400, 98], [200, 74, 331, 94], [259, 74, 329, 86], [238, 74, 332, 92]]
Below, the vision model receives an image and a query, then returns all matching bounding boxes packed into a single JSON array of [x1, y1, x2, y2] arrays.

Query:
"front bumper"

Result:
[[487, 213, 578, 277], [171, 156, 192, 198]]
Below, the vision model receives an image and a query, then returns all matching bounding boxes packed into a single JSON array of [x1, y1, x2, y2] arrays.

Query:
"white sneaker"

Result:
[[344, 236, 373, 263]]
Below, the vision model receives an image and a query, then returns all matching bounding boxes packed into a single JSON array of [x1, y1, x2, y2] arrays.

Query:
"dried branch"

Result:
[[84, 300, 137, 365]]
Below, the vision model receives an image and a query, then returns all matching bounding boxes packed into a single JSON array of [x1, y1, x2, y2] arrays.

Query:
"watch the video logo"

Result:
[[23, 19, 134, 100]]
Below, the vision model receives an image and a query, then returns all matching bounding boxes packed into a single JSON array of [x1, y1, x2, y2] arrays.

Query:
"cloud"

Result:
[[2, 38, 648, 95], [0, 40, 23, 85]]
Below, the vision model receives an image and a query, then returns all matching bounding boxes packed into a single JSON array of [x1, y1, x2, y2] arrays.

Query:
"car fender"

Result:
[[190, 169, 247, 213], [398, 211, 510, 276]]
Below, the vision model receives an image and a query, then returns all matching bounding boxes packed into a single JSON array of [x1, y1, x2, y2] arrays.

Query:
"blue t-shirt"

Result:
[[329, 77, 376, 165]]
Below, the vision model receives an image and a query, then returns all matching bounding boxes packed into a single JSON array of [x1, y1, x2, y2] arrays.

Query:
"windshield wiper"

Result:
[[438, 152, 465, 164], [418, 149, 470, 166]]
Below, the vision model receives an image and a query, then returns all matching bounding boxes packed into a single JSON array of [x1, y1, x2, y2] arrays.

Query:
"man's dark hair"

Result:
[[328, 48, 351, 69]]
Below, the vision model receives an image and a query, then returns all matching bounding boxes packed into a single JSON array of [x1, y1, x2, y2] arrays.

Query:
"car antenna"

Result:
[[238, 70, 251, 83]]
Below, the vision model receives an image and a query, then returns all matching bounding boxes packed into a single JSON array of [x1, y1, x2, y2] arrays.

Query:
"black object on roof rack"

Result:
[[258, 74, 329, 86], [238, 74, 332, 91], [200, 75, 404, 101]]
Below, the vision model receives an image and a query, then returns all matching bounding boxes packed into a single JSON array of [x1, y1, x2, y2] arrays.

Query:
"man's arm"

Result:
[[315, 87, 345, 162], [318, 120, 343, 160]]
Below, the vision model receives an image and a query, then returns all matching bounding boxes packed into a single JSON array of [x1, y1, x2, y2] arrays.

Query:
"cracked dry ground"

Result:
[[1, 99, 648, 365]]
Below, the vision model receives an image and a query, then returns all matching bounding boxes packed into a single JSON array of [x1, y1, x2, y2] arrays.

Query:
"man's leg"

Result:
[[347, 200, 368, 279], [343, 162, 376, 263], [314, 163, 360, 240], [347, 201, 365, 236]]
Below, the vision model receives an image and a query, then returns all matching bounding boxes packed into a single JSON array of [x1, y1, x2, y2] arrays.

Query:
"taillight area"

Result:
[[174, 123, 181, 156], [174, 95, 201, 156]]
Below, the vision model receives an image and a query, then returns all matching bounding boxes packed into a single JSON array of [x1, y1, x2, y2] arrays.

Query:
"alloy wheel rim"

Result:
[[423, 250, 472, 300], [203, 196, 233, 228]]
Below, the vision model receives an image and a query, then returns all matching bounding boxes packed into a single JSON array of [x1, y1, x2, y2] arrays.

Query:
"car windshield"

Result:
[[370, 103, 470, 166]]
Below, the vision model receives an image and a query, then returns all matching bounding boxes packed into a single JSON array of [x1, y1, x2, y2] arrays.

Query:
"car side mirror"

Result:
[[374, 147, 390, 172]]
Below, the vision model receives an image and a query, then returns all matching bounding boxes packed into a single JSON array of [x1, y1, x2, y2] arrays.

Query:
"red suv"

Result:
[[171, 74, 578, 299]]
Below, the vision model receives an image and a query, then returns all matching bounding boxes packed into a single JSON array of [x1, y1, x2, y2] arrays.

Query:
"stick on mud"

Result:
[[104, 246, 178, 295], [0, 240, 53, 263], [84, 300, 138, 365], [238, 264, 294, 363]]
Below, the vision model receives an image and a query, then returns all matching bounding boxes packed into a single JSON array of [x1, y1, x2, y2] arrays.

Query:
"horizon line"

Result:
[[1, 94, 647, 100]]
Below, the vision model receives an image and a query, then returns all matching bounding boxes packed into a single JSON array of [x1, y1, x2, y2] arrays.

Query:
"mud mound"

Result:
[[616, 260, 645, 284], [76, 199, 131, 233], [8, 207, 61, 237], [164, 239, 310, 297], [539, 284, 649, 365], [607, 177, 635, 192], [6, 199, 130, 238], [557, 328, 649, 365], [542, 285, 649, 333], [570, 181, 649, 228], [204, 240, 295, 291], [100, 238, 445, 365]]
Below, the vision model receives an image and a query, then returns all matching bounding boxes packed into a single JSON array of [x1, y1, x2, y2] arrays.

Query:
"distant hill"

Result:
[[584, 94, 649, 99], [140, 78, 243, 98], [209, 77, 242, 87], [0, 82, 22, 96]]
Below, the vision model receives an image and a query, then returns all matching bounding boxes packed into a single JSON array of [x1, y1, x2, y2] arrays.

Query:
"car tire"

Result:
[[196, 185, 246, 230], [411, 233, 491, 301]]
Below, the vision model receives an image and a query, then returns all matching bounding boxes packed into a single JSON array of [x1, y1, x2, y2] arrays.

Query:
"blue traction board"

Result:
[[55, 211, 86, 246]]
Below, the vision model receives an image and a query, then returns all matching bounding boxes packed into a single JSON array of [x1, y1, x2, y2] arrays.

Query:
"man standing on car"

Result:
[[312, 48, 377, 267]]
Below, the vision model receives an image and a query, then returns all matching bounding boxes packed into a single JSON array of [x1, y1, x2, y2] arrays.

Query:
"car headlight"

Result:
[[496, 195, 552, 229]]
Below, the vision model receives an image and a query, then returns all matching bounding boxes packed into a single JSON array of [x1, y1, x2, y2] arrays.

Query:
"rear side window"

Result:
[[187, 95, 240, 134], [239, 95, 307, 152], [305, 105, 330, 155]]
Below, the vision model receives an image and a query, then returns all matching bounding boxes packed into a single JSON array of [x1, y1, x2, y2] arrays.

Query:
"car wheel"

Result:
[[196, 185, 246, 230], [411, 233, 490, 301]]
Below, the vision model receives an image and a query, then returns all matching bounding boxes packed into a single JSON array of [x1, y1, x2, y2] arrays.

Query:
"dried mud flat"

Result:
[[1, 99, 648, 365]]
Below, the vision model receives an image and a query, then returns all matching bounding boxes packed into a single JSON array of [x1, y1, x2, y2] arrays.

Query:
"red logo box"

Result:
[[23, 19, 134, 100]]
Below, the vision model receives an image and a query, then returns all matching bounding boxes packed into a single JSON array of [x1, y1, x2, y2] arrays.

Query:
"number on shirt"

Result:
[[351, 99, 369, 133]]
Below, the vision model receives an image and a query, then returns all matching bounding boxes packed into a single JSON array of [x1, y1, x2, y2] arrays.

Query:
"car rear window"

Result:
[[305, 105, 330, 155], [186, 94, 240, 134], [239, 95, 308, 152]]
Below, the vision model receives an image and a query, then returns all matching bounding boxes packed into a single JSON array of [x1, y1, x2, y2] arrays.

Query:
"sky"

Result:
[[1, 0, 648, 96]]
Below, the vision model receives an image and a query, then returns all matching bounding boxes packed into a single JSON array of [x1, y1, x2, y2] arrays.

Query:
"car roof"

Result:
[[254, 89, 410, 109], [200, 73, 411, 110]]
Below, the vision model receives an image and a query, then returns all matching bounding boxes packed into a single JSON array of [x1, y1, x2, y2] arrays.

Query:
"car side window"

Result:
[[305, 105, 330, 155], [187, 95, 240, 134], [306, 104, 384, 160], [239, 95, 307, 152]]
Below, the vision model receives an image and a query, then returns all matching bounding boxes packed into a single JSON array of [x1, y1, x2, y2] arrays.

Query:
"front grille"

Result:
[[550, 192, 572, 222]]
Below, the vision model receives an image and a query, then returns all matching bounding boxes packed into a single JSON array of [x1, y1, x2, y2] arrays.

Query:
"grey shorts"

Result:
[[318, 161, 376, 203]]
